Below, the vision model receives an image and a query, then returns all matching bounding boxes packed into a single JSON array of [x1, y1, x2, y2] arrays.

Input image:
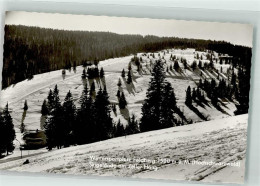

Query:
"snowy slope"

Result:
[[0, 114, 248, 184], [0, 49, 235, 130]]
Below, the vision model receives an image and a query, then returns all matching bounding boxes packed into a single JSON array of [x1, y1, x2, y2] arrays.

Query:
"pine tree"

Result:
[[121, 69, 125, 78], [198, 79, 203, 89], [160, 82, 176, 128], [62, 90, 76, 146], [0, 103, 15, 155], [90, 82, 95, 95], [23, 100, 28, 111], [140, 60, 177, 132], [119, 91, 127, 109], [185, 86, 192, 106], [94, 87, 114, 140], [41, 99, 49, 115], [198, 60, 202, 69], [126, 114, 139, 135], [53, 84, 61, 108], [116, 89, 121, 97], [235, 66, 250, 115], [127, 71, 132, 84], [183, 60, 188, 69], [47, 89, 54, 111], [114, 119, 125, 137], [75, 83, 95, 144], [128, 63, 132, 71], [192, 88, 197, 101], [100, 67, 104, 78], [174, 61, 180, 71], [94, 67, 99, 78], [117, 78, 122, 87], [44, 85, 64, 150], [191, 61, 197, 71]]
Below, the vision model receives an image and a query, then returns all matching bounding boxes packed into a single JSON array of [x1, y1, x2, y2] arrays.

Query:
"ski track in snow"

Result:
[[0, 114, 248, 184]]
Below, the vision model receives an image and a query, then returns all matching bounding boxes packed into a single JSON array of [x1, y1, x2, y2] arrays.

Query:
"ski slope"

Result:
[[0, 114, 248, 184], [0, 48, 236, 142]]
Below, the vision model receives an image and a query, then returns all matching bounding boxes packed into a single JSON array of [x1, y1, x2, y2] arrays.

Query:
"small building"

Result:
[[22, 130, 47, 149]]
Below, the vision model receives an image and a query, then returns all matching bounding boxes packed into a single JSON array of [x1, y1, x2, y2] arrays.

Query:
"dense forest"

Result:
[[2, 25, 252, 88]]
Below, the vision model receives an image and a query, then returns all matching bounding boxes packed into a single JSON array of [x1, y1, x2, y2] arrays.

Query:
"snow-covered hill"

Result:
[[0, 48, 236, 145], [0, 114, 248, 184]]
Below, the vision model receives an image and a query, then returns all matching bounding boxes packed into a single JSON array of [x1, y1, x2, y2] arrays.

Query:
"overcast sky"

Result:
[[5, 11, 253, 47]]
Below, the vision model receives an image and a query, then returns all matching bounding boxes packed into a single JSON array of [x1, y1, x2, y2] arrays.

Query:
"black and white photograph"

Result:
[[0, 11, 253, 184]]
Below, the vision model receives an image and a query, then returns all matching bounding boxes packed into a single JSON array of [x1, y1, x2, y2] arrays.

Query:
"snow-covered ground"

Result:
[[0, 48, 236, 144], [0, 48, 248, 184], [0, 114, 248, 184]]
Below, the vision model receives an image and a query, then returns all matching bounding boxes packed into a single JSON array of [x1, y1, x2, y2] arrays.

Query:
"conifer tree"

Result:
[[174, 61, 180, 71], [47, 89, 54, 111], [117, 78, 122, 87], [198, 79, 203, 89], [94, 67, 99, 78], [121, 69, 125, 78], [191, 61, 197, 71], [126, 114, 139, 135], [0, 103, 15, 155], [53, 84, 61, 108], [183, 60, 188, 69], [185, 86, 192, 106], [23, 100, 28, 111], [75, 83, 95, 144], [62, 90, 76, 146], [140, 60, 177, 132], [128, 63, 132, 71], [100, 67, 104, 78], [44, 85, 64, 150], [114, 119, 125, 137], [119, 91, 127, 109], [116, 90, 121, 97], [160, 82, 176, 128], [198, 60, 202, 69], [235, 66, 250, 115], [90, 82, 95, 95], [127, 70, 132, 84], [41, 99, 49, 115], [94, 87, 113, 140]]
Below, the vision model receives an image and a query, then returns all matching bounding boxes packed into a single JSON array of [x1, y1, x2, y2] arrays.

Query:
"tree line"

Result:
[[3, 25, 251, 89]]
